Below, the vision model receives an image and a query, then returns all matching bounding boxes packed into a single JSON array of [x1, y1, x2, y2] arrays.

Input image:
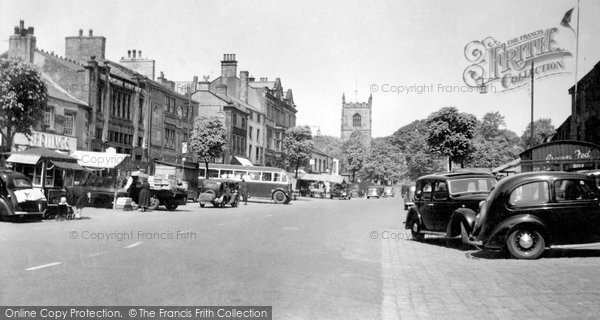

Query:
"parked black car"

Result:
[[0, 169, 47, 220], [470, 171, 600, 259], [405, 172, 496, 242], [197, 179, 240, 208], [330, 183, 351, 200]]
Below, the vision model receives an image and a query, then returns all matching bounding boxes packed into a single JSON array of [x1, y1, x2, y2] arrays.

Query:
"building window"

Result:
[[43, 107, 54, 127], [165, 128, 176, 148], [249, 126, 253, 140], [63, 114, 74, 136], [353, 113, 361, 127], [257, 129, 260, 142]]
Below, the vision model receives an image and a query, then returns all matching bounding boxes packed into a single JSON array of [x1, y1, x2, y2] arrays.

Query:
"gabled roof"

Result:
[[42, 73, 88, 106]]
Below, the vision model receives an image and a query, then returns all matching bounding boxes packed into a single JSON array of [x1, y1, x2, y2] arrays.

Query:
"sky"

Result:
[[1, 0, 599, 138]]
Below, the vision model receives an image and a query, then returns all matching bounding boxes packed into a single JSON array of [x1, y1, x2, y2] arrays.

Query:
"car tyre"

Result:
[[273, 190, 287, 204], [200, 203, 205, 208], [506, 227, 545, 259], [411, 220, 425, 242], [148, 197, 160, 210]]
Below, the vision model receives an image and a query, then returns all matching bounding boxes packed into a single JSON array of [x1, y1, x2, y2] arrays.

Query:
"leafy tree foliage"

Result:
[[426, 107, 477, 171], [189, 116, 228, 177], [341, 131, 368, 182], [0, 58, 47, 151], [390, 120, 445, 180], [360, 138, 404, 184], [521, 118, 555, 149], [283, 126, 313, 178], [312, 135, 343, 161], [466, 111, 523, 169]]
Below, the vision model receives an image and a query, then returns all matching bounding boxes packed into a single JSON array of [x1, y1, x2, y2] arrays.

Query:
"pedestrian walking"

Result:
[[138, 179, 151, 212], [74, 185, 88, 219], [240, 179, 248, 205]]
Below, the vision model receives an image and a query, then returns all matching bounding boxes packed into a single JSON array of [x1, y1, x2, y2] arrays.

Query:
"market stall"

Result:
[[6, 147, 86, 205]]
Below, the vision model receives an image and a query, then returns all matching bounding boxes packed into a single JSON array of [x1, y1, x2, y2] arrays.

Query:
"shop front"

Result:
[[494, 141, 600, 175]]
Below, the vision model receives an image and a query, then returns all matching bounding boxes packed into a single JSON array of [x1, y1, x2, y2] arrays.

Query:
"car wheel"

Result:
[[506, 227, 545, 259], [200, 203, 205, 208], [148, 197, 160, 210], [273, 190, 287, 204], [411, 220, 424, 242]]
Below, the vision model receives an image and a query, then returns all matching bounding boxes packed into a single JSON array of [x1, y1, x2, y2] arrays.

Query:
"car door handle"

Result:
[[427, 203, 434, 207]]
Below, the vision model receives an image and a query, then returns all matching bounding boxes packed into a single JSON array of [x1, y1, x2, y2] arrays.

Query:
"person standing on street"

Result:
[[74, 184, 88, 219], [240, 179, 248, 205], [138, 179, 151, 212]]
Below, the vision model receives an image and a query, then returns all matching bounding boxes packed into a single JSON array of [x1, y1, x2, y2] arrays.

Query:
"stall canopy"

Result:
[[7, 147, 85, 170], [297, 173, 347, 184], [231, 156, 253, 166], [71, 150, 128, 169]]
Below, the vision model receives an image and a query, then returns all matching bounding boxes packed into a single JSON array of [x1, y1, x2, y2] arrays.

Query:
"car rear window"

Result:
[[449, 178, 495, 195]]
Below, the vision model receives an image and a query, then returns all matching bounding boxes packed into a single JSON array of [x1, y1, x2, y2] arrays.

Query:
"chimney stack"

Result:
[[239, 71, 249, 103], [65, 28, 106, 62], [120, 48, 155, 80], [215, 84, 228, 97], [221, 53, 237, 78], [8, 19, 36, 63]]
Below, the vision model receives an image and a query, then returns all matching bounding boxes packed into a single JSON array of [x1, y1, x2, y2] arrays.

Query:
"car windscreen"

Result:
[[448, 178, 495, 195], [12, 178, 33, 188]]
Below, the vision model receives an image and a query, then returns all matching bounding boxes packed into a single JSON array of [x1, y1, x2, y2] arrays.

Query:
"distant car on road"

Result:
[[330, 183, 351, 200], [470, 171, 600, 259], [366, 186, 384, 199], [405, 172, 496, 242], [383, 186, 395, 198], [0, 169, 47, 220]]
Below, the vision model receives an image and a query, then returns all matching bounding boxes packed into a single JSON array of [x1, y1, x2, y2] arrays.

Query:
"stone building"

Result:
[[184, 54, 297, 168], [553, 60, 600, 144], [2, 21, 197, 168], [2, 20, 89, 154], [340, 93, 372, 145]]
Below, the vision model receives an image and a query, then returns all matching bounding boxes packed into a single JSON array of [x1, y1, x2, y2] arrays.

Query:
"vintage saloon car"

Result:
[[405, 172, 496, 241], [197, 179, 240, 208], [0, 169, 47, 220], [366, 186, 384, 199], [470, 171, 600, 259]]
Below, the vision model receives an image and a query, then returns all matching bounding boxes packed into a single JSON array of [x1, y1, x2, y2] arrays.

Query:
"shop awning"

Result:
[[231, 156, 253, 166], [297, 173, 347, 184], [6, 153, 41, 165], [50, 160, 86, 171], [71, 150, 128, 169]]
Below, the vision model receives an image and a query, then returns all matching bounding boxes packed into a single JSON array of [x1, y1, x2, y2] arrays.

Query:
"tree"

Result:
[[0, 58, 47, 151], [341, 131, 368, 182], [360, 138, 404, 184], [465, 111, 523, 169], [283, 126, 313, 178], [426, 107, 477, 171], [521, 118, 555, 149], [189, 116, 227, 177], [389, 120, 445, 180], [312, 135, 343, 161]]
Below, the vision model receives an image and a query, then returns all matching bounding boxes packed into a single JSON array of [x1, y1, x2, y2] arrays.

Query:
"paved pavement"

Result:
[[1, 196, 600, 319]]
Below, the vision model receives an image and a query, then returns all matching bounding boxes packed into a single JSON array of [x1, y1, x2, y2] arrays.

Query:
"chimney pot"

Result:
[[138, 50, 141, 58], [127, 50, 131, 58], [79, 29, 83, 36], [19, 20, 24, 30], [132, 50, 136, 58], [89, 29, 93, 36]]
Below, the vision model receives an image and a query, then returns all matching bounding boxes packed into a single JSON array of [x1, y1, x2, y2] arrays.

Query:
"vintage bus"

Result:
[[198, 164, 293, 204]]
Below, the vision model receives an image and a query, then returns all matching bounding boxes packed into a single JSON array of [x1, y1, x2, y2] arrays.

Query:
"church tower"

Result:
[[340, 93, 372, 144]]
